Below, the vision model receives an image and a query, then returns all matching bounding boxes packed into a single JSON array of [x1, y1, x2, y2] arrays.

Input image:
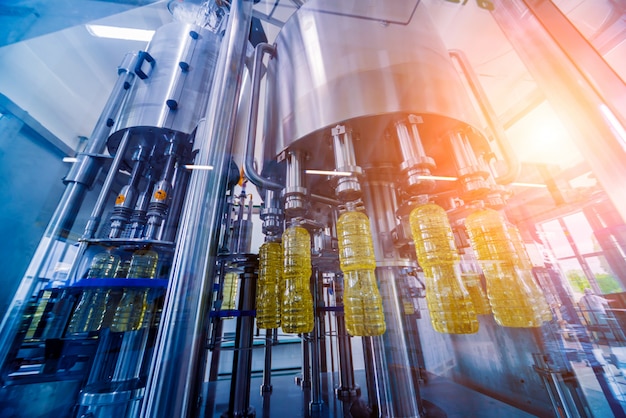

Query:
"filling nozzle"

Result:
[[109, 145, 148, 238], [129, 171, 154, 239], [282, 149, 308, 219], [449, 130, 490, 200], [261, 186, 284, 237], [331, 125, 363, 202], [144, 136, 179, 240], [395, 115, 436, 195]]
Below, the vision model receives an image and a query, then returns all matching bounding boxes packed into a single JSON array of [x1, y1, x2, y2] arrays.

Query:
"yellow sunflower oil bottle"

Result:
[[409, 203, 478, 334], [336, 210, 386, 336], [256, 241, 283, 329], [465, 208, 542, 327], [281, 226, 314, 334]]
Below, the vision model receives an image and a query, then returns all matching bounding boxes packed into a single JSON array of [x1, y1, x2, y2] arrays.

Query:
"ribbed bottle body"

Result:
[[128, 249, 159, 279], [68, 252, 119, 334], [410, 203, 478, 334], [281, 226, 314, 334], [424, 264, 479, 333], [111, 289, 149, 332], [465, 208, 542, 327], [87, 252, 120, 279], [460, 272, 491, 315], [337, 210, 386, 336], [342, 270, 386, 336], [256, 241, 283, 329], [67, 289, 111, 334], [222, 272, 239, 311]]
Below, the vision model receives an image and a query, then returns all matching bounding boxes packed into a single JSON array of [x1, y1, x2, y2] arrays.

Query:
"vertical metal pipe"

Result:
[[140, 1, 253, 416], [335, 274, 358, 399], [261, 328, 274, 394], [0, 55, 136, 366], [228, 266, 257, 417], [363, 172, 421, 418], [310, 269, 323, 411]]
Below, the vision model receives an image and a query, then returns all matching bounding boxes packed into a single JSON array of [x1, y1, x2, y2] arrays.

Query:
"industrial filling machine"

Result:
[[1, 1, 626, 417]]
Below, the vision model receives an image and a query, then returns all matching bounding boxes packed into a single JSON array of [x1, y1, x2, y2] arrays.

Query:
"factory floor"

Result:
[[204, 369, 536, 418]]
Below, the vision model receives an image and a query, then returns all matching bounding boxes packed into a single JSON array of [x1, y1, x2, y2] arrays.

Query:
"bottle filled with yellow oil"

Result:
[[256, 241, 283, 329], [465, 208, 543, 327], [459, 268, 491, 316], [111, 289, 149, 332], [68, 251, 120, 335], [336, 210, 386, 336], [409, 203, 478, 334], [222, 272, 240, 312], [281, 226, 314, 334], [127, 249, 159, 279], [111, 249, 158, 332]]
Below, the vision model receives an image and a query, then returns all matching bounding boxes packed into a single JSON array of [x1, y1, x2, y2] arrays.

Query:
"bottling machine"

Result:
[[1, 0, 626, 417]]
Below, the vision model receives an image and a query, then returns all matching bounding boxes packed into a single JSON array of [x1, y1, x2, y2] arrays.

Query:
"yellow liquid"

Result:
[[256, 242, 282, 329], [410, 204, 478, 334], [343, 270, 386, 336], [461, 273, 491, 316], [128, 250, 159, 279], [465, 209, 542, 327], [87, 252, 120, 279], [111, 289, 149, 332], [222, 272, 239, 311], [281, 226, 314, 334], [424, 264, 479, 333], [337, 211, 386, 336], [67, 289, 111, 334]]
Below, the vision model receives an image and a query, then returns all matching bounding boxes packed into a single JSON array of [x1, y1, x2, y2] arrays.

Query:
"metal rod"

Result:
[[261, 328, 274, 394], [449, 49, 520, 185]]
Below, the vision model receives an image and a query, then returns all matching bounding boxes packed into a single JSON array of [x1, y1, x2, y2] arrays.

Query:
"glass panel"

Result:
[[563, 211, 600, 255], [586, 255, 624, 294], [540, 219, 576, 258], [553, 0, 626, 84]]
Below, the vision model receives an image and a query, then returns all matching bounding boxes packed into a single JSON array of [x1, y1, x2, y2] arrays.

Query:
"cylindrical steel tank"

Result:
[[112, 22, 221, 138], [262, 0, 484, 173]]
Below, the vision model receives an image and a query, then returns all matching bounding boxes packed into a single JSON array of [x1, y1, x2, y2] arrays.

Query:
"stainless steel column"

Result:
[[139, 1, 253, 416], [363, 169, 422, 418]]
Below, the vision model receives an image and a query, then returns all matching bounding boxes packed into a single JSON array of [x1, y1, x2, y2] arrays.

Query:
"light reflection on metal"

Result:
[[305, 169, 352, 176], [183, 164, 214, 170]]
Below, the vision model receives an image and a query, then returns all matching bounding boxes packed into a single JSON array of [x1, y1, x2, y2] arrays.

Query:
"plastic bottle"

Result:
[[256, 241, 282, 329], [86, 252, 121, 279], [111, 289, 148, 332], [409, 203, 478, 334], [281, 226, 314, 334], [460, 271, 491, 316], [67, 288, 111, 334], [110, 249, 158, 332], [67, 252, 120, 334], [222, 272, 239, 311], [336, 210, 386, 336], [465, 208, 542, 327], [128, 249, 159, 279]]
